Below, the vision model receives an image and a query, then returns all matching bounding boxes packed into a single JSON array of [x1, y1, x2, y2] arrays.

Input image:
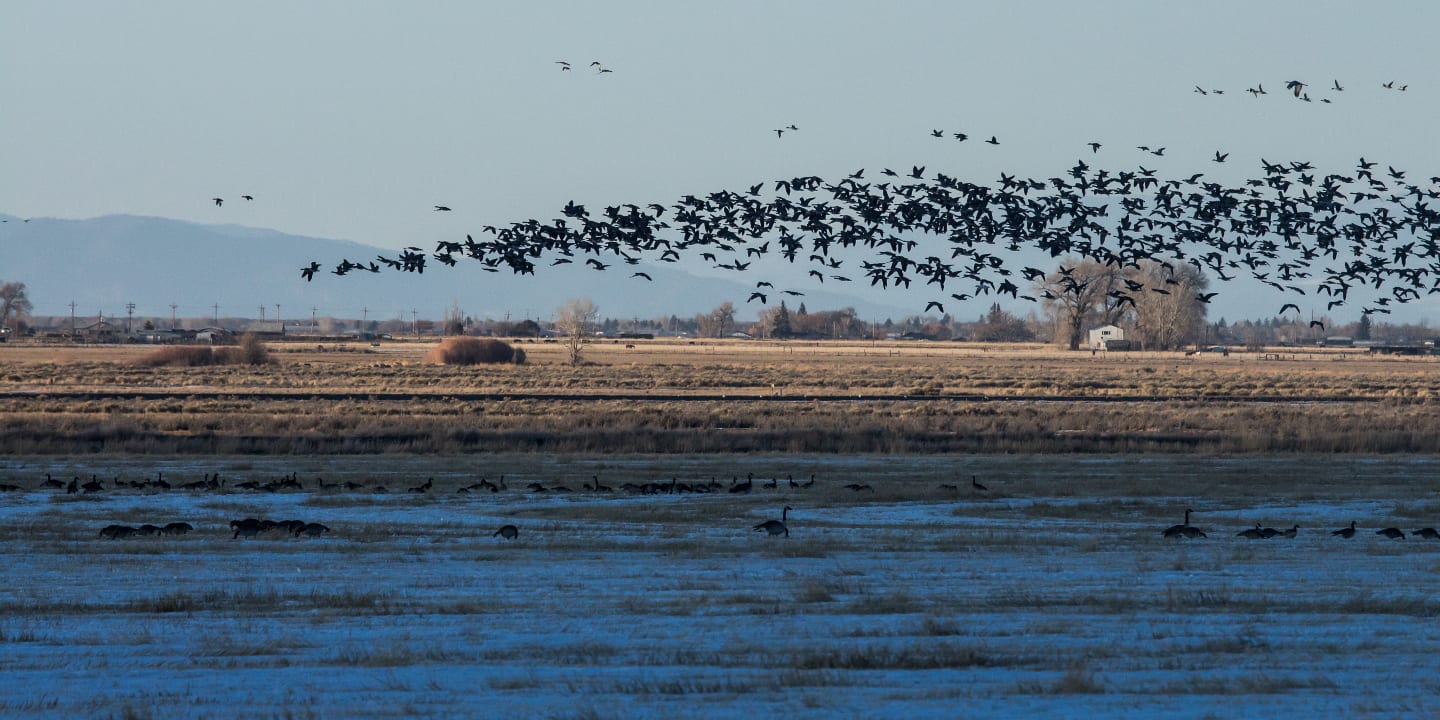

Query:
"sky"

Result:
[[3, 1, 1439, 324]]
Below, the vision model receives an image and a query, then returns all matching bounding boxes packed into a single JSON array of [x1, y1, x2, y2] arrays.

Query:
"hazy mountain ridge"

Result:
[[0, 213, 911, 324]]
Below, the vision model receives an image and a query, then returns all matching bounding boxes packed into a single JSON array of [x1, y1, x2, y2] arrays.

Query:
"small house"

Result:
[[1087, 324, 1125, 350]]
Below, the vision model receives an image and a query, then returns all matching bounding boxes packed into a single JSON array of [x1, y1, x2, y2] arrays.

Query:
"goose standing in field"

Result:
[[1259, 526, 1283, 539], [1280, 525, 1299, 539], [1237, 524, 1265, 539], [493, 524, 519, 540], [729, 474, 753, 494], [1163, 508, 1205, 539], [1413, 527, 1440, 540], [1377, 527, 1406, 539], [753, 506, 792, 537], [970, 475, 988, 492], [1332, 521, 1357, 538]]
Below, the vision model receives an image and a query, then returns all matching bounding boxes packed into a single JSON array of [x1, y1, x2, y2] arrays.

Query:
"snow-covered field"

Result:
[[2, 454, 1439, 719]]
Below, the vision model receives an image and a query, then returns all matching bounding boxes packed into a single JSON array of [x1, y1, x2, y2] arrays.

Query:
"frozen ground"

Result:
[[2, 454, 1439, 719]]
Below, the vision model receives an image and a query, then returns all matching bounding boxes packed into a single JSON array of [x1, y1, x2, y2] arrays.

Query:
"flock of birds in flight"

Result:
[[288, 73, 1436, 319]]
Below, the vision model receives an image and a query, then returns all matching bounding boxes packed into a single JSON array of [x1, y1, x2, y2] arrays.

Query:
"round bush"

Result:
[[426, 337, 524, 365]]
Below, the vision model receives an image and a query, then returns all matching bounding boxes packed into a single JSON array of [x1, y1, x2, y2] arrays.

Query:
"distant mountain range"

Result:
[[0, 213, 912, 325]]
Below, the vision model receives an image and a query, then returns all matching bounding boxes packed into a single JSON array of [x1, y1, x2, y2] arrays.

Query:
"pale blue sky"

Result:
[[3, 1, 1438, 323]]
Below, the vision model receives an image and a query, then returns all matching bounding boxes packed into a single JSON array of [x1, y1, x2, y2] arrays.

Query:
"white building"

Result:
[[1087, 324, 1125, 350]]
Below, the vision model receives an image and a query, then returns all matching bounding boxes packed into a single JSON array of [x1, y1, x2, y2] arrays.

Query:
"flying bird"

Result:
[[1286, 80, 1305, 97], [985, 136, 999, 145], [1088, 142, 1101, 153], [241, 195, 254, 201], [1213, 151, 1228, 163], [631, 271, 652, 281], [212, 197, 223, 206], [301, 262, 321, 281], [434, 205, 452, 211]]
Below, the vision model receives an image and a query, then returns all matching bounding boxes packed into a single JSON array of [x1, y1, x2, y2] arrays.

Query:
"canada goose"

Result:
[[135, 524, 161, 536], [493, 524, 519, 540], [729, 474, 753, 494], [1377, 527, 1406, 539], [1280, 525, 1299, 539], [801, 474, 816, 489], [99, 524, 137, 539], [1163, 508, 1204, 539], [1237, 524, 1265, 539], [295, 522, 330, 538], [1259, 526, 1282, 539], [408, 478, 433, 493], [938, 483, 959, 491], [1414, 527, 1440, 539], [0, 483, 21, 492], [40, 473, 65, 489], [844, 483, 874, 492], [971, 475, 988, 492], [230, 519, 262, 540], [81, 478, 105, 493], [753, 506, 792, 537], [1332, 521, 1357, 538], [160, 522, 193, 536]]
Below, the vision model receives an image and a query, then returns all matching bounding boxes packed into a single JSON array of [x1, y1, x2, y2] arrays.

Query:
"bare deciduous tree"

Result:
[[696, 301, 735, 338], [0, 281, 32, 332], [1036, 260, 1126, 350], [555, 298, 599, 366], [1129, 261, 1209, 350]]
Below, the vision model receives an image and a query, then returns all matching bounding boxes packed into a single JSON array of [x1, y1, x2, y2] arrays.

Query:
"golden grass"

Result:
[[4, 339, 1440, 453]]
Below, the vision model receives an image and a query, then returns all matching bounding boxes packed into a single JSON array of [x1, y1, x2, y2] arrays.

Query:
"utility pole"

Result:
[[212, 303, 220, 327], [311, 306, 317, 334], [258, 305, 265, 323], [125, 302, 135, 334], [411, 309, 419, 338], [68, 301, 76, 337], [361, 307, 368, 335], [170, 303, 178, 330]]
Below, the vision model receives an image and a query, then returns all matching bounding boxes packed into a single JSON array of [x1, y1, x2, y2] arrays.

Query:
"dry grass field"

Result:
[[1, 338, 1439, 454]]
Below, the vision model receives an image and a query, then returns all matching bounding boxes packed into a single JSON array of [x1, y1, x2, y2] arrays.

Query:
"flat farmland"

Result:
[[5, 342, 1440, 717], [2, 454, 1439, 718], [2, 339, 1440, 454]]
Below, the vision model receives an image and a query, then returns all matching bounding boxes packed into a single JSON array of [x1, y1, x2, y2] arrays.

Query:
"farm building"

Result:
[[72, 320, 121, 343], [1087, 324, 1127, 350]]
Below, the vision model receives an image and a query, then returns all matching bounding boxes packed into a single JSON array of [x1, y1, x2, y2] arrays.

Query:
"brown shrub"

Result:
[[426, 337, 524, 365], [216, 334, 272, 366], [137, 335, 271, 367], [136, 346, 220, 367]]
